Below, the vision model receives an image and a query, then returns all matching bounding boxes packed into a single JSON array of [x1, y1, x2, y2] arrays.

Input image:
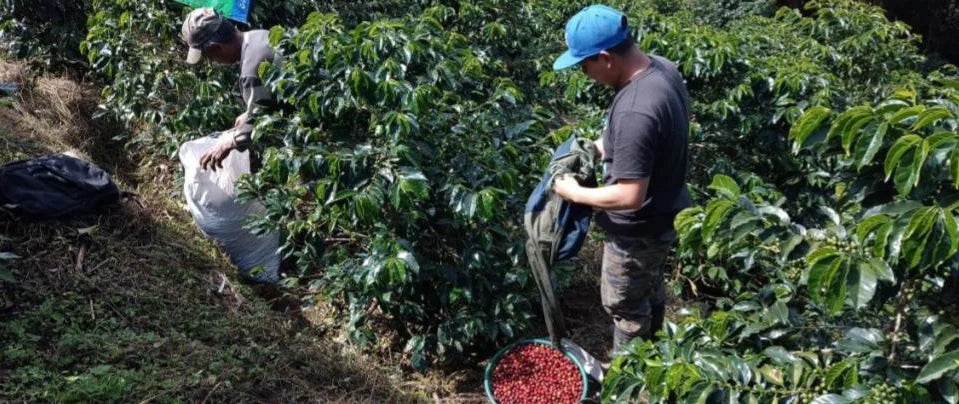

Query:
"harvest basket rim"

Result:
[[482, 338, 590, 404]]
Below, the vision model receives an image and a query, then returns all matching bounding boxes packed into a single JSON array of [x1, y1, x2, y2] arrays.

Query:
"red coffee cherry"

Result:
[[491, 344, 583, 404]]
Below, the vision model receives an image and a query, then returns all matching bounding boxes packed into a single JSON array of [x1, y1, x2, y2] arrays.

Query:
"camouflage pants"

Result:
[[601, 237, 670, 349]]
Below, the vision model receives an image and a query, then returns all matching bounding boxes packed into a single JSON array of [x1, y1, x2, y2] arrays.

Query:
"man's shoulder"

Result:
[[650, 55, 687, 93], [618, 59, 684, 108], [244, 30, 274, 53], [246, 29, 271, 41], [611, 82, 665, 119], [649, 55, 678, 71], [240, 30, 278, 76]]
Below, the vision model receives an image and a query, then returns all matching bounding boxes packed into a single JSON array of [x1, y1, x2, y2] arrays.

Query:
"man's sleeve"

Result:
[[610, 112, 659, 180], [233, 41, 280, 151], [232, 122, 253, 152], [233, 76, 270, 151], [240, 76, 271, 117]]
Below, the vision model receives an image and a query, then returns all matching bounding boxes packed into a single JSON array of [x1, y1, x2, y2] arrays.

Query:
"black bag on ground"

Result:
[[0, 154, 122, 218]]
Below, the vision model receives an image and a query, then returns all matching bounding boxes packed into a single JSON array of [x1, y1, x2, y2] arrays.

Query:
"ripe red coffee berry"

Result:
[[490, 344, 583, 404]]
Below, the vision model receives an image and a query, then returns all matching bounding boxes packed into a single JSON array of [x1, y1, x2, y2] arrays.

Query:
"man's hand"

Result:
[[593, 138, 605, 159], [199, 142, 235, 171], [233, 112, 249, 128], [554, 174, 582, 203]]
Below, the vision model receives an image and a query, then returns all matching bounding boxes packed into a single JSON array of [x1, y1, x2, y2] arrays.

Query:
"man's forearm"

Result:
[[566, 183, 643, 210], [233, 124, 254, 152]]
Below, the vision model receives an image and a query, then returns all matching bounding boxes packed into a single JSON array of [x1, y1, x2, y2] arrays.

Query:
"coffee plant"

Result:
[[80, 0, 344, 155], [235, 9, 570, 365], [81, 0, 242, 156], [0, 0, 89, 72], [604, 1, 959, 402], [75, 0, 959, 399]]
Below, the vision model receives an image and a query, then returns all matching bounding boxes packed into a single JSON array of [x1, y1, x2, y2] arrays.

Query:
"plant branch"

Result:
[[887, 279, 913, 364]]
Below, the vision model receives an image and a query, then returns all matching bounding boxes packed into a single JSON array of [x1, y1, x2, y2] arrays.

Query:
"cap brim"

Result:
[[552, 49, 587, 71], [186, 47, 203, 64]]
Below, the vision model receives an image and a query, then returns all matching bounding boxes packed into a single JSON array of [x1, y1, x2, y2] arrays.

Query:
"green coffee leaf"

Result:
[[912, 107, 953, 131], [853, 122, 887, 169], [917, 349, 959, 384], [790, 106, 831, 153], [708, 174, 741, 200]]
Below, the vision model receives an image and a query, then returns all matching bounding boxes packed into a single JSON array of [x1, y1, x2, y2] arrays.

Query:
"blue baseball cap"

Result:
[[553, 5, 629, 71]]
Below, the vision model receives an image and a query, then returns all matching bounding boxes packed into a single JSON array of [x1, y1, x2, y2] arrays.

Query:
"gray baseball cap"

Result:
[[181, 8, 224, 64]]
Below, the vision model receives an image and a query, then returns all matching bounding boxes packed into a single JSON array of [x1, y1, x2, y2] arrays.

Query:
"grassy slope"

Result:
[[0, 63, 425, 403], [0, 60, 646, 403]]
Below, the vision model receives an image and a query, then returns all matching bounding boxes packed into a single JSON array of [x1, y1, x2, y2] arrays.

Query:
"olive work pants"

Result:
[[601, 236, 671, 350]]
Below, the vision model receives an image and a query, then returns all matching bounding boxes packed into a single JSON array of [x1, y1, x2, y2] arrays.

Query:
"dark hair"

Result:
[[607, 34, 637, 56], [205, 20, 238, 48], [585, 34, 636, 61]]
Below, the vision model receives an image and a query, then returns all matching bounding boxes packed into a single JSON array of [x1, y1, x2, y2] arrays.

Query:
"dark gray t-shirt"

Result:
[[595, 55, 692, 240]]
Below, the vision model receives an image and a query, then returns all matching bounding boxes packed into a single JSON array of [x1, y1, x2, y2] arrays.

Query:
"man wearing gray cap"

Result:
[[181, 8, 282, 171]]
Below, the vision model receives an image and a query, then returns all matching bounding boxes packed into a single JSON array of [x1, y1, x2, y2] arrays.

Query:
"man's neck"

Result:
[[614, 52, 651, 90], [230, 32, 245, 63]]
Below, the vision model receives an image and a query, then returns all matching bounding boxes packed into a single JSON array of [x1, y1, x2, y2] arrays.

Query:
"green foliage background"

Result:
[[5, 0, 959, 401]]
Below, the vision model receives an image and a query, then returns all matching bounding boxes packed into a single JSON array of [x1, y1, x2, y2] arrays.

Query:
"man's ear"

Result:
[[598, 51, 613, 69], [205, 43, 221, 54]]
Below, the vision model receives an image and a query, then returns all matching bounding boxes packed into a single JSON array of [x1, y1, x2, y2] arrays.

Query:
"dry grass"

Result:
[[0, 185, 423, 402], [0, 61, 25, 84], [0, 61, 112, 164], [0, 62, 427, 403], [28, 76, 91, 128]]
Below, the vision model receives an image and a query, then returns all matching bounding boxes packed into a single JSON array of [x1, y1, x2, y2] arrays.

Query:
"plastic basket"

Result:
[[483, 338, 590, 403]]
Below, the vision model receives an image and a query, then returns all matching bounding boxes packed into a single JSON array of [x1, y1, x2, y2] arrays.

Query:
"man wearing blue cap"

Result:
[[552, 5, 692, 351]]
